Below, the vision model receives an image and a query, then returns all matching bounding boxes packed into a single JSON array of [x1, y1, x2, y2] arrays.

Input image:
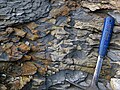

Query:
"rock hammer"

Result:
[[87, 16, 115, 90]]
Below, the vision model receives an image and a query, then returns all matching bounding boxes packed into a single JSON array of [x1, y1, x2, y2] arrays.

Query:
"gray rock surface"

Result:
[[110, 78, 120, 90], [0, 0, 50, 30]]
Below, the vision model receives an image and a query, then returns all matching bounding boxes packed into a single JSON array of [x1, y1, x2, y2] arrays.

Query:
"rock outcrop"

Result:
[[0, 0, 120, 90]]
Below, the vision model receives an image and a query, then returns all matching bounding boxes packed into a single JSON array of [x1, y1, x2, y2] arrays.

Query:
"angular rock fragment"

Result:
[[113, 26, 120, 33], [14, 28, 26, 37], [0, 52, 9, 61], [26, 33, 39, 41], [107, 49, 120, 61], [22, 55, 31, 61], [26, 22, 39, 30], [18, 43, 30, 52], [21, 62, 37, 76], [24, 25, 40, 41], [70, 8, 93, 21], [45, 70, 88, 89]]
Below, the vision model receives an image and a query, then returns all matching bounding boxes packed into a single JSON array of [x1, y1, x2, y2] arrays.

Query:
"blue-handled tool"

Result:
[[88, 16, 115, 90], [64, 16, 115, 90]]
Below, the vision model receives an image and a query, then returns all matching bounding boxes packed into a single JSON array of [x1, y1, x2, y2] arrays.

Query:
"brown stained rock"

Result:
[[7, 80, 21, 90], [26, 22, 39, 30], [34, 59, 51, 75], [25, 23, 39, 40], [40, 59, 51, 65], [31, 46, 39, 52], [37, 66, 48, 75], [50, 5, 70, 18], [62, 6, 70, 16], [6, 62, 36, 76], [22, 55, 32, 61], [29, 34, 39, 41], [14, 28, 26, 37], [65, 0, 80, 9], [26, 33, 39, 41], [18, 43, 30, 52], [21, 62, 37, 75], [6, 76, 32, 90]]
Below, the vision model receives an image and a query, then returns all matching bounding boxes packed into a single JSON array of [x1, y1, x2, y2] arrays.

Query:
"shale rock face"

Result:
[[0, 0, 120, 90], [0, 0, 50, 29]]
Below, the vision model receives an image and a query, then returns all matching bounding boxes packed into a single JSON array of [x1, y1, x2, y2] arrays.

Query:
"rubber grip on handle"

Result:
[[99, 16, 115, 57]]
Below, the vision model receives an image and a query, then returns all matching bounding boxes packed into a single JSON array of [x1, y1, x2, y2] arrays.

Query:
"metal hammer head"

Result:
[[108, 10, 120, 24]]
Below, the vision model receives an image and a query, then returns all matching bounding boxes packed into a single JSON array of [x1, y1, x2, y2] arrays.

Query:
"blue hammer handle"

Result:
[[99, 16, 115, 57], [91, 16, 115, 86]]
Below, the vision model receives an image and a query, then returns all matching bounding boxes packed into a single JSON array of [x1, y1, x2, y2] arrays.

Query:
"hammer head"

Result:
[[108, 11, 120, 24]]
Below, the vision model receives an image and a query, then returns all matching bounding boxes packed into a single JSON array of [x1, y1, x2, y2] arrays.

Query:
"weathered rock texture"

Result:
[[0, 0, 50, 29], [0, 0, 120, 90]]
